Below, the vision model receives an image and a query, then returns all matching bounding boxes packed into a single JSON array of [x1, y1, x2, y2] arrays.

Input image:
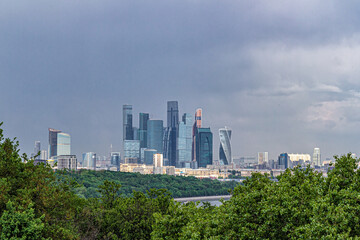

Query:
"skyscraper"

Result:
[[258, 152, 269, 165], [177, 113, 193, 167], [34, 141, 41, 160], [124, 140, 140, 160], [192, 108, 202, 163], [139, 113, 149, 149], [123, 105, 133, 141], [110, 152, 121, 171], [278, 153, 289, 169], [48, 128, 62, 158], [164, 101, 179, 166], [195, 127, 213, 168], [313, 148, 321, 166], [147, 120, 164, 153], [82, 152, 96, 170], [219, 127, 232, 165], [48, 128, 70, 159]]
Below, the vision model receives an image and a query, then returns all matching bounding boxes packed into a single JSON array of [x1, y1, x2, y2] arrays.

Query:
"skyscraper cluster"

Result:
[[122, 101, 214, 169]]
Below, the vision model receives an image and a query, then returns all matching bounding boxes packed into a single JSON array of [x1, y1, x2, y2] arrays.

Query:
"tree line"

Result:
[[64, 169, 238, 199]]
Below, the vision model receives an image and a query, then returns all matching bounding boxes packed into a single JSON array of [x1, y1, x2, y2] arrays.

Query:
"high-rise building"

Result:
[[313, 148, 321, 166], [192, 108, 202, 163], [153, 153, 164, 174], [147, 120, 164, 153], [139, 113, 150, 149], [177, 113, 193, 167], [124, 140, 140, 160], [133, 127, 139, 140], [219, 127, 232, 165], [258, 152, 269, 165], [144, 149, 157, 165], [123, 105, 133, 141], [278, 153, 289, 169], [111, 152, 121, 171], [40, 150, 47, 160], [164, 101, 179, 166], [195, 128, 213, 168], [48, 128, 62, 158], [48, 128, 70, 159], [34, 141, 41, 160], [57, 155, 77, 170], [82, 152, 96, 170]]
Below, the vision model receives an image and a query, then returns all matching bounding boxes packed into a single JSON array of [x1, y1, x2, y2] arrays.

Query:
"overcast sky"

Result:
[[1, 0, 360, 161]]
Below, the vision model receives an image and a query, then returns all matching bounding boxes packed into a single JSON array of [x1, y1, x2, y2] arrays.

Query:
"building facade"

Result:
[[48, 128, 62, 158], [124, 140, 140, 161], [82, 152, 96, 170], [219, 127, 232, 165], [147, 120, 164, 153], [139, 113, 149, 149], [111, 152, 121, 170], [57, 155, 77, 170], [164, 101, 179, 166], [192, 108, 202, 163], [313, 148, 321, 166], [195, 128, 213, 168], [278, 153, 289, 169], [177, 113, 193, 167], [258, 152, 269, 165], [123, 104, 133, 141]]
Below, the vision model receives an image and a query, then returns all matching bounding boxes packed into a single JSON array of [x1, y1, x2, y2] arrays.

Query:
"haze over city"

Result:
[[2, 1, 360, 161]]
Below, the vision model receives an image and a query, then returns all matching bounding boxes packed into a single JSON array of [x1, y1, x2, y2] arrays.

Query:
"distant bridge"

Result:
[[174, 195, 231, 203]]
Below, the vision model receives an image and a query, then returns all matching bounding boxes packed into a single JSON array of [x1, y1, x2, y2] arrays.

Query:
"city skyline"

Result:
[[2, 1, 360, 161]]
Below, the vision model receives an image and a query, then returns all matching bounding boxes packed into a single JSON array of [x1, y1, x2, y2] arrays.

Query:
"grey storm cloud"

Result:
[[1, 0, 360, 160]]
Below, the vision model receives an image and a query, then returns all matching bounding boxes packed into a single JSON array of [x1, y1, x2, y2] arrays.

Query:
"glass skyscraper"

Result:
[[34, 141, 41, 160], [139, 113, 149, 149], [192, 108, 202, 162], [177, 113, 193, 167], [147, 120, 164, 154], [124, 140, 140, 160], [48, 128, 62, 158], [219, 127, 232, 165], [313, 148, 321, 166], [48, 128, 70, 159], [123, 105, 133, 141], [111, 152, 121, 170], [82, 152, 96, 170], [164, 101, 179, 166], [195, 127, 213, 168], [278, 153, 289, 169]]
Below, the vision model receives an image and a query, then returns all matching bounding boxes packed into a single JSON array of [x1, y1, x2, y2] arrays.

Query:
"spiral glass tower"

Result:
[[219, 127, 232, 165]]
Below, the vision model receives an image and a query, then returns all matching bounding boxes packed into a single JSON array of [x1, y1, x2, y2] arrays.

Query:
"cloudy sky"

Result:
[[1, 0, 360, 161]]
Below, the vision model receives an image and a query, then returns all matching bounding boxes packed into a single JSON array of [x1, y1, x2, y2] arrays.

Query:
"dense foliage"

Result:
[[65, 170, 238, 198], [2, 122, 360, 239]]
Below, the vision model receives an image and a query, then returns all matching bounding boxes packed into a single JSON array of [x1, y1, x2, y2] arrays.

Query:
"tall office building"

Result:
[[40, 150, 47, 160], [82, 152, 96, 170], [153, 153, 164, 174], [34, 141, 41, 160], [164, 101, 179, 166], [48, 128, 62, 158], [110, 152, 121, 171], [139, 113, 149, 149], [258, 152, 269, 165], [144, 149, 157, 165], [278, 153, 289, 169], [219, 127, 232, 165], [313, 148, 321, 166], [124, 140, 140, 160], [123, 105, 133, 141], [195, 128, 213, 168], [192, 108, 202, 162], [48, 128, 70, 159], [177, 113, 193, 167], [147, 120, 164, 153]]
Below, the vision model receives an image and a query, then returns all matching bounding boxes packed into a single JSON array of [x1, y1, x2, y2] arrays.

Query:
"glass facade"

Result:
[[111, 152, 121, 170], [219, 127, 232, 165], [57, 133, 71, 156], [124, 140, 140, 159], [139, 113, 149, 149], [147, 120, 164, 154], [278, 153, 289, 169], [48, 128, 61, 158], [123, 105, 133, 141], [195, 128, 213, 168], [144, 149, 157, 165], [164, 101, 179, 166], [82, 152, 96, 170], [177, 113, 193, 167]]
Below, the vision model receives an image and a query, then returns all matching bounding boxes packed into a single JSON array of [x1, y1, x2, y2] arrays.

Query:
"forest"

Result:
[[2, 122, 360, 239], [64, 170, 238, 199]]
